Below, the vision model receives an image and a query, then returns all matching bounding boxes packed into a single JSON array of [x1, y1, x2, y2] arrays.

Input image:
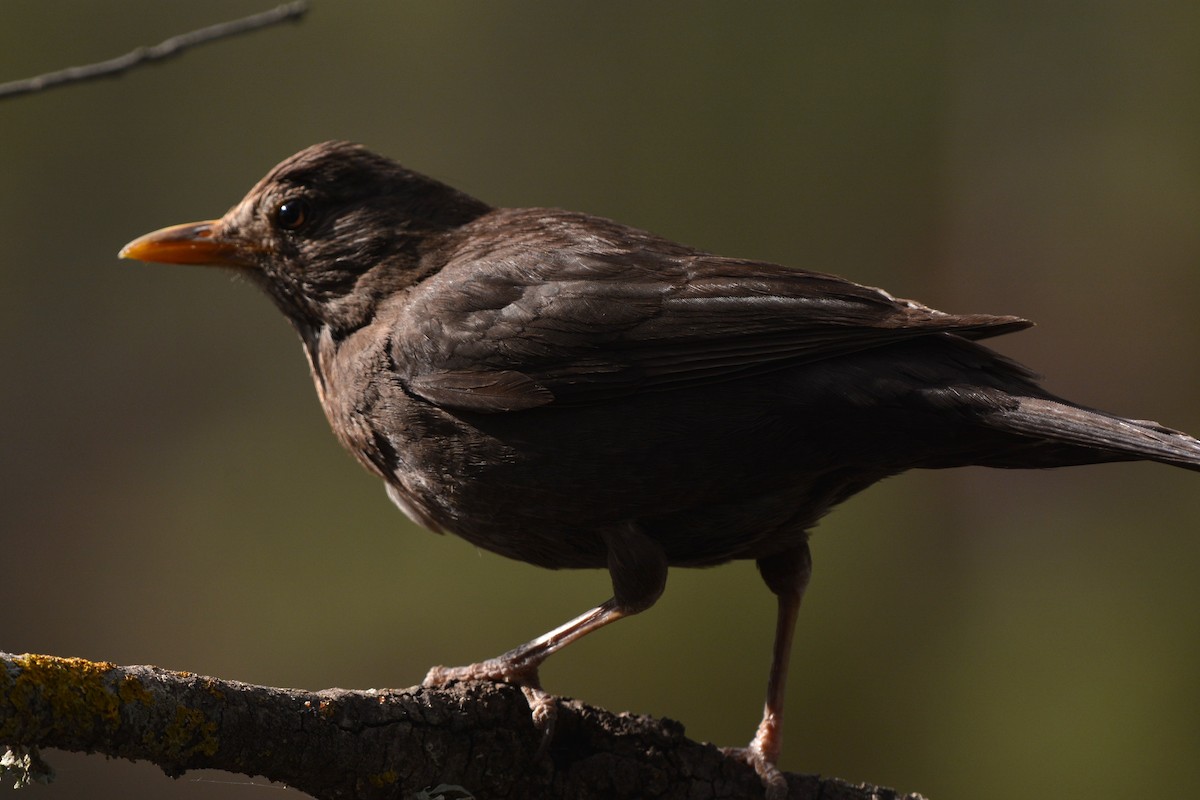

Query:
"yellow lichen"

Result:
[[161, 706, 219, 759], [8, 655, 121, 736], [368, 770, 399, 788], [4, 655, 220, 766], [117, 675, 154, 707]]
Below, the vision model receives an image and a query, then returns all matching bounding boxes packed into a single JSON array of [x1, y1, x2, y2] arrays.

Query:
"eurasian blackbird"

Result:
[[120, 141, 1200, 797]]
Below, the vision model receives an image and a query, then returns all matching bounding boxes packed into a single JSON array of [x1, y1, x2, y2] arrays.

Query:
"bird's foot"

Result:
[[721, 741, 788, 800], [424, 657, 558, 748]]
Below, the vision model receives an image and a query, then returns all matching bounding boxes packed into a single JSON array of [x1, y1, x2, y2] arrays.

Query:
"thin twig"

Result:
[[0, 1, 309, 100]]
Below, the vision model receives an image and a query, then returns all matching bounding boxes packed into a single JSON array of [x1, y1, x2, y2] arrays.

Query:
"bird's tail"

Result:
[[984, 396, 1200, 472]]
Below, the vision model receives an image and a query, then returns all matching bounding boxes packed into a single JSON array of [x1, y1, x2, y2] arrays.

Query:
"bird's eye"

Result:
[[274, 199, 311, 231]]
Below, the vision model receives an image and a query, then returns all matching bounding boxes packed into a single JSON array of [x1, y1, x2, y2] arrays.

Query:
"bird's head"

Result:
[[120, 140, 492, 336]]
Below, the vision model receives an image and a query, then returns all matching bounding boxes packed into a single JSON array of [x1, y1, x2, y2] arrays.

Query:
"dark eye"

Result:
[[274, 198, 311, 231]]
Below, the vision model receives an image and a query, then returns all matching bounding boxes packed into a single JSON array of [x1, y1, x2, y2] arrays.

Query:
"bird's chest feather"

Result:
[[304, 326, 887, 569], [306, 327, 522, 537]]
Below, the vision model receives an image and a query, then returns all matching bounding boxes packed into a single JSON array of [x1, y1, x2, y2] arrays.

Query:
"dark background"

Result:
[[3, 3, 1199, 798]]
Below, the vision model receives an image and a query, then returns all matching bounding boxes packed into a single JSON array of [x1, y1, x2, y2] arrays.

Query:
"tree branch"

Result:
[[0, 2, 309, 100], [0, 652, 925, 799]]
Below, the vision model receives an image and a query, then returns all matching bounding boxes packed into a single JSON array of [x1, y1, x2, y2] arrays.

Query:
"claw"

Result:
[[423, 659, 558, 750], [721, 743, 789, 800], [420, 595, 637, 762], [521, 684, 558, 756]]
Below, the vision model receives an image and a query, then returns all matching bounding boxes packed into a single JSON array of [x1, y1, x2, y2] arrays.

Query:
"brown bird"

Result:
[[121, 141, 1200, 797]]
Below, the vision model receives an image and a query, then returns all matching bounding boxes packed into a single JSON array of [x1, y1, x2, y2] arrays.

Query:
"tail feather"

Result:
[[988, 397, 1200, 472]]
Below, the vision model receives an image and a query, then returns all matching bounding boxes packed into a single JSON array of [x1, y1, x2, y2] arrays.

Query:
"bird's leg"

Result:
[[423, 598, 628, 731], [724, 541, 812, 800], [424, 524, 668, 739]]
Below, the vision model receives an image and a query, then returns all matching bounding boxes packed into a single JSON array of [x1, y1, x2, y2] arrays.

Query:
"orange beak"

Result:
[[118, 220, 257, 268]]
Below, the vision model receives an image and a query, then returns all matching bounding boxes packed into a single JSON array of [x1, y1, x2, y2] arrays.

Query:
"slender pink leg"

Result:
[[424, 599, 628, 728], [725, 542, 812, 799], [424, 524, 668, 735]]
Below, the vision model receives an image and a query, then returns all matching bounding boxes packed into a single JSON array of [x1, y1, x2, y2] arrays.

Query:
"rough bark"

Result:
[[0, 652, 924, 799]]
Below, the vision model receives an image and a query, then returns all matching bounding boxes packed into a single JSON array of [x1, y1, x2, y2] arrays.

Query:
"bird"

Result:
[[120, 140, 1200, 798]]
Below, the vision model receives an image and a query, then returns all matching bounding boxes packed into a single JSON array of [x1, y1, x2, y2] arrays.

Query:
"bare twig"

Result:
[[0, 1, 309, 100], [0, 652, 926, 800]]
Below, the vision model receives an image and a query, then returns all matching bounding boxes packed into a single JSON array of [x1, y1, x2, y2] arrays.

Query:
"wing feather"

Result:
[[391, 210, 1031, 412]]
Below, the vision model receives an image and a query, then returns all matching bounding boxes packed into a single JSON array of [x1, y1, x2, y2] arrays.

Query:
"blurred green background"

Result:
[[3, 2, 1199, 798]]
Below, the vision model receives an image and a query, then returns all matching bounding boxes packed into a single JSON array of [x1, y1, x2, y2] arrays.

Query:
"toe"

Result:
[[422, 659, 558, 754], [422, 658, 539, 687], [721, 744, 789, 799]]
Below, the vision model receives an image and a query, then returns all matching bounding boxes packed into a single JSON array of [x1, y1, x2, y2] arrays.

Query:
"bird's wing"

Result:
[[394, 240, 1030, 413]]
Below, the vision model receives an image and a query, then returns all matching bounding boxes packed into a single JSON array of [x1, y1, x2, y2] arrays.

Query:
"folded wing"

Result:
[[393, 215, 1030, 413]]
